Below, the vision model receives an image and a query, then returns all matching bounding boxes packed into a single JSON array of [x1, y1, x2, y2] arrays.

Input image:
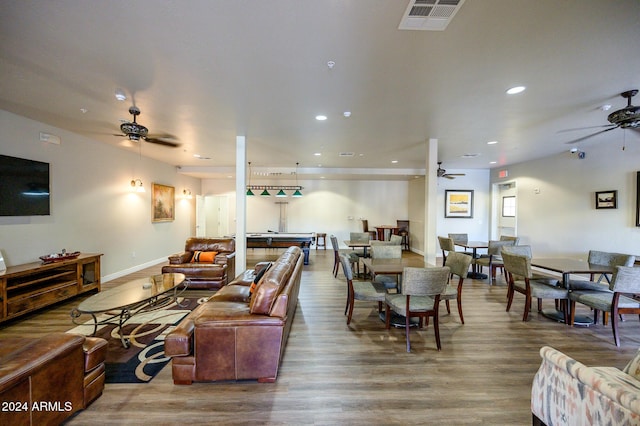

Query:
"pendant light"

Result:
[[292, 162, 303, 197], [246, 162, 255, 196]]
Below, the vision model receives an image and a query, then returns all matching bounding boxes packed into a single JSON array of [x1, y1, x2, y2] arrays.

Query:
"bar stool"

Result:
[[316, 233, 326, 250]]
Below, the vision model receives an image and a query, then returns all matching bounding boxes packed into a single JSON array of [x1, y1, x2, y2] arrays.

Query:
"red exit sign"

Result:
[[498, 170, 508, 178]]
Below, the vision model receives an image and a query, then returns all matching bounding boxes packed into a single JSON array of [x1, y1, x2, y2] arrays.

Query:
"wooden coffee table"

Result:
[[71, 273, 187, 348]]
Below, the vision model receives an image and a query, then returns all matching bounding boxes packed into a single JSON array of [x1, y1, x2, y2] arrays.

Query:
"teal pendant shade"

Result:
[[276, 189, 287, 197], [246, 188, 255, 196], [292, 189, 303, 197], [260, 189, 271, 196]]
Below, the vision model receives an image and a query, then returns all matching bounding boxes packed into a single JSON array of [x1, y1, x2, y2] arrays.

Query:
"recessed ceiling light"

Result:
[[343, 111, 351, 117], [193, 154, 201, 158], [315, 115, 327, 121], [487, 140, 498, 145], [506, 86, 526, 95], [490, 161, 497, 164], [320, 176, 325, 179], [80, 108, 88, 114], [391, 160, 398, 164], [314, 152, 322, 156], [114, 88, 127, 101]]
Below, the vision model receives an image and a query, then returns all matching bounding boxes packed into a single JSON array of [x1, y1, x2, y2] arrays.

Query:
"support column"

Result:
[[235, 136, 247, 277], [424, 138, 438, 266]]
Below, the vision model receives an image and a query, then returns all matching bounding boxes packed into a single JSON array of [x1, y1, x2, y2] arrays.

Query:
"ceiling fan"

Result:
[[115, 106, 180, 148], [437, 162, 465, 179], [565, 90, 640, 145]]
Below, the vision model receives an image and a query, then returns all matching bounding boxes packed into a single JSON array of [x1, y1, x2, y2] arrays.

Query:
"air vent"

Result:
[[399, 0, 465, 31], [339, 152, 355, 157]]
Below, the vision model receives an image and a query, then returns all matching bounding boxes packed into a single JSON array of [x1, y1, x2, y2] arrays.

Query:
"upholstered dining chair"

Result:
[[385, 266, 450, 352], [475, 240, 516, 283], [502, 251, 569, 322], [361, 220, 377, 241], [438, 236, 456, 267], [442, 252, 474, 324], [370, 245, 403, 290], [331, 235, 359, 278], [448, 233, 474, 256], [569, 265, 640, 346], [339, 253, 387, 325], [501, 245, 560, 286], [499, 235, 520, 244], [567, 250, 635, 291], [349, 232, 370, 258], [389, 234, 403, 245]]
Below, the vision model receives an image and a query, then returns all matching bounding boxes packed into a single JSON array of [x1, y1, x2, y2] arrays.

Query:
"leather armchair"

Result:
[[162, 237, 236, 289]]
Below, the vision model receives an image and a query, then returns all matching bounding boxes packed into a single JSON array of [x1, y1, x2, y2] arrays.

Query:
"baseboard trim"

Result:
[[102, 256, 167, 283]]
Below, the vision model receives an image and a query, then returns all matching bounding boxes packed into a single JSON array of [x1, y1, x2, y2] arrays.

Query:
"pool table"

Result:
[[246, 232, 314, 265]]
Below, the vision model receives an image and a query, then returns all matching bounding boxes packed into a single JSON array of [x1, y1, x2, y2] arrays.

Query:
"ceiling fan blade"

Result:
[[564, 126, 619, 144], [446, 173, 466, 176], [557, 124, 616, 133], [143, 136, 181, 148], [444, 175, 456, 179]]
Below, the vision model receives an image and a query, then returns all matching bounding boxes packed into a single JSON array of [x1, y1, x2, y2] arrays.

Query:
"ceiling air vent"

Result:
[[399, 0, 465, 31], [339, 152, 355, 157]]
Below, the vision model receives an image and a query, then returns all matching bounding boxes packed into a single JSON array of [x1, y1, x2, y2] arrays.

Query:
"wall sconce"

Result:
[[130, 179, 145, 192], [182, 189, 193, 199]]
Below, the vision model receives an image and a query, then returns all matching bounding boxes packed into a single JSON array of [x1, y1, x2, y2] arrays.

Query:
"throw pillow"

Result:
[[190, 251, 218, 263], [249, 262, 272, 296]]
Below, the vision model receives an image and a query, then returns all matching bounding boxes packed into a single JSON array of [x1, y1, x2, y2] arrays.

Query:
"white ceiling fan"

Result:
[[437, 162, 465, 179]]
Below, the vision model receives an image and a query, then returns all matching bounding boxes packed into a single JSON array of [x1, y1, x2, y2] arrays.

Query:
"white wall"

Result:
[[491, 140, 640, 258], [201, 178, 409, 247], [408, 169, 492, 256], [0, 110, 200, 280]]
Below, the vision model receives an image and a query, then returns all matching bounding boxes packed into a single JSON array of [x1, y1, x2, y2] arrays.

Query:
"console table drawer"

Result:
[[7, 281, 78, 317]]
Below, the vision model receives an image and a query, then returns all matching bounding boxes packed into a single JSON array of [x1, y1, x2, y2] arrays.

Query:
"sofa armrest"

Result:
[[83, 337, 108, 373], [165, 317, 195, 357], [168, 252, 193, 264]]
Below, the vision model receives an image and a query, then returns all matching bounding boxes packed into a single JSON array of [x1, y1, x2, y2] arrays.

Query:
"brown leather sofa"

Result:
[[165, 246, 303, 384], [0, 333, 107, 426], [162, 237, 236, 289]]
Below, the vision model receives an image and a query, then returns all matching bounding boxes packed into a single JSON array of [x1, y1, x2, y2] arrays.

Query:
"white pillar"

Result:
[[235, 136, 247, 276], [424, 138, 438, 266]]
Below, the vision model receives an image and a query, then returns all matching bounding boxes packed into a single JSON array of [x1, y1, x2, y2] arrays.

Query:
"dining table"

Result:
[[454, 241, 488, 279], [343, 240, 371, 258], [373, 225, 400, 241], [531, 257, 616, 325]]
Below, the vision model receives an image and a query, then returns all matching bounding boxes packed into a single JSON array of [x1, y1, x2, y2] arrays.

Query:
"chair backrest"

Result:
[[438, 236, 455, 252], [389, 235, 403, 245], [445, 252, 473, 278], [402, 267, 450, 296], [487, 239, 516, 256], [350, 232, 370, 243], [397, 220, 409, 232], [610, 265, 640, 293], [330, 235, 340, 252], [338, 253, 354, 281], [448, 233, 468, 244], [588, 250, 635, 267], [501, 251, 532, 280], [502, 245, 533, 258], [500, 235, 520, 245], [371, 245, 402, 259], [362, 219, 370, 232]]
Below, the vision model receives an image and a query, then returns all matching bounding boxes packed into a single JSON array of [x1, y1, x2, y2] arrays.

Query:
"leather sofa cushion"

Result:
[[250, 259, 294, 314], [211, 284, 250, 303]]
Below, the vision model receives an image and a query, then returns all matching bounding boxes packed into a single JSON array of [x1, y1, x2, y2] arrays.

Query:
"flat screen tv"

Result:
[[0, 154, 50, 216]]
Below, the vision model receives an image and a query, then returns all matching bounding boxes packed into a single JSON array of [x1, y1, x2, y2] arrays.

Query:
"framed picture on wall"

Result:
[[152, 183, 175, 222], [636, 172, 640, 226], [595, 190, 617, 210], [445, 189, 474, 218]]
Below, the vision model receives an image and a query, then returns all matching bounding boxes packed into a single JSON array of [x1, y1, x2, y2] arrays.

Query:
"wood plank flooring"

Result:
[[2, 249, 639, 425]]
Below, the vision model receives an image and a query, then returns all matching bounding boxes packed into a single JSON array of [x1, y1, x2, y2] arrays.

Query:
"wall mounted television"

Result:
[[0, 154, 50, 216]]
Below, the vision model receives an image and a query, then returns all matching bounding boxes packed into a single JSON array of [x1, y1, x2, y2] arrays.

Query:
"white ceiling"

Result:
[[1, 0, 639, 180]]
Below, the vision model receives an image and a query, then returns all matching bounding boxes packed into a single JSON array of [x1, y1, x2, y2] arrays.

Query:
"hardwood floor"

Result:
[[2, 249, 639, 425]]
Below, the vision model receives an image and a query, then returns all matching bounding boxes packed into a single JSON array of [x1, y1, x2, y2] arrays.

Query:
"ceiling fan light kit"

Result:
[[607, 90, 640, 128], [117, 106, 180, 147]]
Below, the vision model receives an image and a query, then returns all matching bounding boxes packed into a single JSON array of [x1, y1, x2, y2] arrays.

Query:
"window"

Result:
[[502, 196, 516, 217]]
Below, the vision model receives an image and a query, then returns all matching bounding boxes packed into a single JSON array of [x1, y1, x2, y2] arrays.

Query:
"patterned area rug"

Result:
[[67, 292, 208, 383]]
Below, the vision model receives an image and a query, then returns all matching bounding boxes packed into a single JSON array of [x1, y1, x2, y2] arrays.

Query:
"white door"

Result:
[[195, 195, 206, 237], [491, 181, 517, 239]]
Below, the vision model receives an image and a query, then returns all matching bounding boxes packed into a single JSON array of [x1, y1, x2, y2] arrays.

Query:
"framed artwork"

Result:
[[502, 196, 516, 217], [445, 189, 474, 218], [636, 172, 640, 226], [152, 183, 175, 222], [595, 190, 617, 210]]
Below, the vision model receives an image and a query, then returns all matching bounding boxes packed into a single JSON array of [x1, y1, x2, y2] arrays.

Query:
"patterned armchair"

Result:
[[532, 346, 640, 425]]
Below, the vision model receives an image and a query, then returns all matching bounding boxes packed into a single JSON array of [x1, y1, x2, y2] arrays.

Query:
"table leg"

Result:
[[467, 248, 488, 279], [541, 272, 592, 326], [302, 245, 310, 265]]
